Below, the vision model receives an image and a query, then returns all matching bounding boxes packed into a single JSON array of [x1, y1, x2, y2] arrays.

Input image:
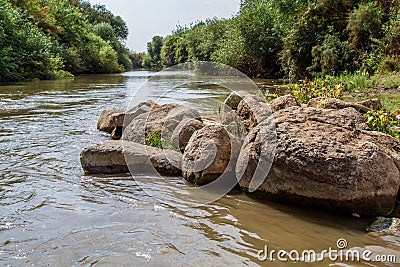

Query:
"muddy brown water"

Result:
[[0, 71, 399, 266]]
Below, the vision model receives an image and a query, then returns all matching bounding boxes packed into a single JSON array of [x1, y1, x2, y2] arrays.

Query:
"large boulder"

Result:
[[182, 125, 241, 185], [97, 109, 125, 133], [80, 141, 182, 176], [122, 104, 201, 144], [236, 106, 400, 216]]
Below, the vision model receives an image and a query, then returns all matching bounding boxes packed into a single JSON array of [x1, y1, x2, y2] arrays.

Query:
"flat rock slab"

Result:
[[81, 141, 182, 176]]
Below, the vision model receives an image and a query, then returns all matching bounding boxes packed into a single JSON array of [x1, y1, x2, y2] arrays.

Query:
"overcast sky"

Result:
[[88, 0, 240, 53]]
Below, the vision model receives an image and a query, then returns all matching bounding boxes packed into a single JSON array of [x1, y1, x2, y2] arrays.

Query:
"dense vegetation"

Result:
[[144, 0, 399, 81], [0, 0, 132, 82]]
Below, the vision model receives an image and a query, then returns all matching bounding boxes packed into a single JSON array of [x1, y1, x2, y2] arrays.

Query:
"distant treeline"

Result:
[[0, 0, 138, 82], [143, 0, 400, 80]]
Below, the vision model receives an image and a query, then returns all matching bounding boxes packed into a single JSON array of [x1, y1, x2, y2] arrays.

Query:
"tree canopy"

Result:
[[146, 0, 400, 80], [0, 0, 132, 82]]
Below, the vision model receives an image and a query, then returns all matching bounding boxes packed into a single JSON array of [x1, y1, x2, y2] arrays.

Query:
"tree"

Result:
[[144, 36, 164, 69]]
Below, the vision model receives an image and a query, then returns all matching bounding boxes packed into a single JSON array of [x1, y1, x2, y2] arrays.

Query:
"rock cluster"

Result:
[[81, 93, 400, 217]]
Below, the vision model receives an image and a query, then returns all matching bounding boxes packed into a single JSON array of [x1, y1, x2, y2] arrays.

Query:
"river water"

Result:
[[0, 71, 399, 266]]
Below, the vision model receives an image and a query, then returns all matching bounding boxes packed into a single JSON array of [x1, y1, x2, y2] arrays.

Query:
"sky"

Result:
[[88, 0, 241, 53]]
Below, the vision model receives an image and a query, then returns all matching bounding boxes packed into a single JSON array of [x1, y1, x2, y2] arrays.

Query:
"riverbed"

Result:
[[0, 71, 398, 266]]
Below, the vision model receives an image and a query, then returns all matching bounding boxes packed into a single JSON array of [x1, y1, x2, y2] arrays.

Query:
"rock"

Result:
[[269, 95, 300, 112], [236, 106, 400, 216], [97, 109, 125, 133], [171, 118, 205, 152], [80, 140, 182, 176], [124, 100, 159, 126], [182, 125, 241, 185], [224, 91, 265, 111], [123, 104, 201, 144], [236, 95, 272, 132], [307, 98, 378, 113], [356, 99, 382, 111], [367, 217, 400, 234], [222, 110, 247, 138]]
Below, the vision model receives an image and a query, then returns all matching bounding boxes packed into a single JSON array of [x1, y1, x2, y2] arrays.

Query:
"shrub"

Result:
[[363, 110, 399, 138], [288, 78, 343, 104]]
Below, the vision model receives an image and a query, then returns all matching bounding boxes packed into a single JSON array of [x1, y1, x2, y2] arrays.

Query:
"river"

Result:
[[0, 71, 398, 266]]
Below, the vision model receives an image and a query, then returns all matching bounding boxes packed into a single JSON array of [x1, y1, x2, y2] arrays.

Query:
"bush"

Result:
[[287, 78, 343, 104], [363, 110, 399, 138]]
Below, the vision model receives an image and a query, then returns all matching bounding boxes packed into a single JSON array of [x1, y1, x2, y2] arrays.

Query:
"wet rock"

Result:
[[80, 140, 182, 176], [367, 217, 400, 234], [236, 106, 400, 216], [171, 118, 205, 152], [269, 95, 300, 112], [97, 109, 125, 133], [182, 125, 241, 185]]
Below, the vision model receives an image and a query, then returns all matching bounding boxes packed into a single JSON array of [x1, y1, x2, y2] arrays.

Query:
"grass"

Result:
[[145, 130, 175, 150]]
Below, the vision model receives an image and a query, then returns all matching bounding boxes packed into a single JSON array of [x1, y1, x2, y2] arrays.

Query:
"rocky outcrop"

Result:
[[307, 98, 382, 113], [236, 106, 400, 216], [97, 109, 125, 133], [122, 103, 201, 144], [80, 140, 182, 176], [182, 125, 241, 185]]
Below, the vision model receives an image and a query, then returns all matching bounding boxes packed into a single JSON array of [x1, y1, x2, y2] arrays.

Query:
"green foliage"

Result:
[[363, 110, 399, 138], [143, 36, 164, 69], [288, 78, 344, 104], [0, 0, 65, 81], [145, 131, 174, 150], [129, 53, 145, 69], [0, 0, 131, 81], [347, 2, 383, 51]]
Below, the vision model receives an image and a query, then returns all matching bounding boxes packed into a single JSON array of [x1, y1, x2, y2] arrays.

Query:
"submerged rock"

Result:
[[80, 140, 182, 176], [182, 125, 241, 185], [236, 106, 400, 216]]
